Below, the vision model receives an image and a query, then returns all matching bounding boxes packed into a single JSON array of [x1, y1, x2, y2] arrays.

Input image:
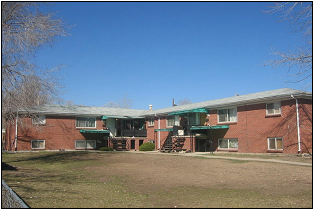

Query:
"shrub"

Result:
[[99, 147, 114, 151], [139, 142, 155, 151]]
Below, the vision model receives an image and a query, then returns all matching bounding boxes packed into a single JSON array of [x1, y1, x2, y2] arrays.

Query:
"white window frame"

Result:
[[76, 117, 96, 128], [32, 115, 46, 125], [217, 107, 237, 123], [148, 117, 154, 126], [75, 140, 96, 149], [266, 102, 281, 115], [166, 116, 175, 127], [218, 138, 238, 150], [31, 140, 45, 149], [267, 137, 283, 150]]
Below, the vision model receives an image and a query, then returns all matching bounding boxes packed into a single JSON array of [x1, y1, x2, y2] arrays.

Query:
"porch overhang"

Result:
[[154, 128, 173, 132], [168, 108, 209, 115], [190, 125, 229, 130], [102, 115, 144, 119], [79, 129, 110, 134]]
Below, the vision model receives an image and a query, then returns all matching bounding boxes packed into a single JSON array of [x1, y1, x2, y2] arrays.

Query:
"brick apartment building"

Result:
[[3, 88, 312, 154]]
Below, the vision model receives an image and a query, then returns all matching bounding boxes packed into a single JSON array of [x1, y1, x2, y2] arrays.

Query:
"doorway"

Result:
[[131, 140, 135, 149], [196, 138, 211, 152]]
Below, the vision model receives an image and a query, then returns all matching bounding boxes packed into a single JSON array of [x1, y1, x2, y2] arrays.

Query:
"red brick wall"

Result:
[[298, 99, 312, 154], [4, 98, 311, 154], [8, 116, 107, 151], [144, 99, 312, 154], [146, 116, 172, 150]]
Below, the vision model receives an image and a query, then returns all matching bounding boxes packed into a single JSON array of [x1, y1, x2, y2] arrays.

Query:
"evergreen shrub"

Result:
[[99, 147, 114, 151], [139, 142, 155, 151]]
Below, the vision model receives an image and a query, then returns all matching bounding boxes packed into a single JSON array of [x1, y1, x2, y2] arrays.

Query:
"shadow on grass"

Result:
[[4, 151, 101, 165], [2, 162, 18, 171]]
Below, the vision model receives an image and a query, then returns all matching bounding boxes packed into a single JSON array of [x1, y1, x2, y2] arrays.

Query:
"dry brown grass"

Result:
[[2, 151, 312, 208]]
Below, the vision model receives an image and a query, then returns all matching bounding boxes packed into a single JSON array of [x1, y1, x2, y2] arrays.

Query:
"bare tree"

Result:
[[103, 101, 121, 108], [263, 2, 312, 88], [1, 2, 70, 127], [177, 98, 192, 106], [103, 93, 134, 109]]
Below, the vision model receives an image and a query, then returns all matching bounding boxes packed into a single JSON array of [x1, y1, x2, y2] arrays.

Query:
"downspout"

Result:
[[291, 95, 301, 153], [157, 115, 160, 151], [15, 112, 18, 151]]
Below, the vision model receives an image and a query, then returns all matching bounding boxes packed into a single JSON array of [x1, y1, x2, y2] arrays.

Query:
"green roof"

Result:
[[190, 125, 229, 130], [154, 128, 173, 132], [168, 108, 209, 115], [79, 129, 110, 134]]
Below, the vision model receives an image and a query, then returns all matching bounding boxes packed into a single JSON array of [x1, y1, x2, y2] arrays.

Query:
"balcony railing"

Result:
[[122, 129, 147, 137]]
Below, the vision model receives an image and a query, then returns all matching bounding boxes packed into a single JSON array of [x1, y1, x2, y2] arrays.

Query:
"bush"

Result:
[[139, 142, 155, 151], [99, 147, 114, 151]]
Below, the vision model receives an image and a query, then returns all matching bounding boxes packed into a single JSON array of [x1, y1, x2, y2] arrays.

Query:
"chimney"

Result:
[[149, 104, 153, 111], [172, 98, 177, 106]]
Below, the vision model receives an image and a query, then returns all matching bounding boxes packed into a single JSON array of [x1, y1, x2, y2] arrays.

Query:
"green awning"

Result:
[[168, 108, 209, 115], [102, 116, 108, 120], [80, 129, 110, 134], [154, 128, 173, 132], [190, 125, 229, 130]]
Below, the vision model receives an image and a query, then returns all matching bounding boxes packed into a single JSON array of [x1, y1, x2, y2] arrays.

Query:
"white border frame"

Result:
[[31, 140, 45, 149], [218, 138, 238, 149], [267, 137, 283, 150], [75, 140, 96, 149], [32, 115, 46, 125], [75, 116, 97, 128], [217, 107, 237, 123], [266, 101, 281, 115], [148, 117, 154, 126]]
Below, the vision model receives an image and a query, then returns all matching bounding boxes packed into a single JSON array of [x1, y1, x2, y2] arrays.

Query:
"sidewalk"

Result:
[[127, 151, 312, 166]]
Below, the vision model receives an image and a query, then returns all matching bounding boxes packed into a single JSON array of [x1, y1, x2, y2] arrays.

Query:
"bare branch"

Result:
[[1, 2, 70, 128], [263, 2, 312, 88]]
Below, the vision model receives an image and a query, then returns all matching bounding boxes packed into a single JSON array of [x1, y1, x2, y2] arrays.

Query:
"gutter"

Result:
[[291, 95, 301, 153]]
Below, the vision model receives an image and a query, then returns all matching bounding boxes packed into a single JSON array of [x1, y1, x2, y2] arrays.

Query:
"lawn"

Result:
[[2, 151, 312, 208]]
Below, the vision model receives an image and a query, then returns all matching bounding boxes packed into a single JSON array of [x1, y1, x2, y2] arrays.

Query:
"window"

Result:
[[123, 120, 132, 130], [167, 116, 174, 127], [76, 117, 96, 128], [218, 108, 237, 123], [31, 140, 45, 149], [148, 117, 154, 126], [75, 140, 96, 149], [218, 138, 238, 149], [189, 113, 200, 125], [32, 115, 46, 125], [266, 102, 281, 115], [268, 137, 283, 150]]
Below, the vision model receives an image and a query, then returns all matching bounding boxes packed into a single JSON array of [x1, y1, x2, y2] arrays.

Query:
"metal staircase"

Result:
[[160, 132, 173, 153], [172, 137, 186, 152], [111, 135, 128, 151]]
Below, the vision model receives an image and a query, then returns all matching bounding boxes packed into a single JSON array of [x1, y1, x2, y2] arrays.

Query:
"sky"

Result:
[[34, 1, 311, 110]]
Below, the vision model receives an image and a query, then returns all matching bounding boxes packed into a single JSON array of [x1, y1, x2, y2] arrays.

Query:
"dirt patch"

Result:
[[88, 152, 312, 196]]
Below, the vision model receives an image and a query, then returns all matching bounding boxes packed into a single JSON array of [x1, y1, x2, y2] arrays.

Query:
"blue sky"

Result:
[[35, 2, 310, 110]]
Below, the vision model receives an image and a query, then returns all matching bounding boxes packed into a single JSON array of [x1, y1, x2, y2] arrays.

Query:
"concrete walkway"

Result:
[[127, 151, 312, 166]]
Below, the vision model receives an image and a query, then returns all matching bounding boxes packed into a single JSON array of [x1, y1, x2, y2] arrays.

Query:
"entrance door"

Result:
[[106, 118, 116, 136], [131, 140, 135, 149], [197, 139, 210, 152]]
